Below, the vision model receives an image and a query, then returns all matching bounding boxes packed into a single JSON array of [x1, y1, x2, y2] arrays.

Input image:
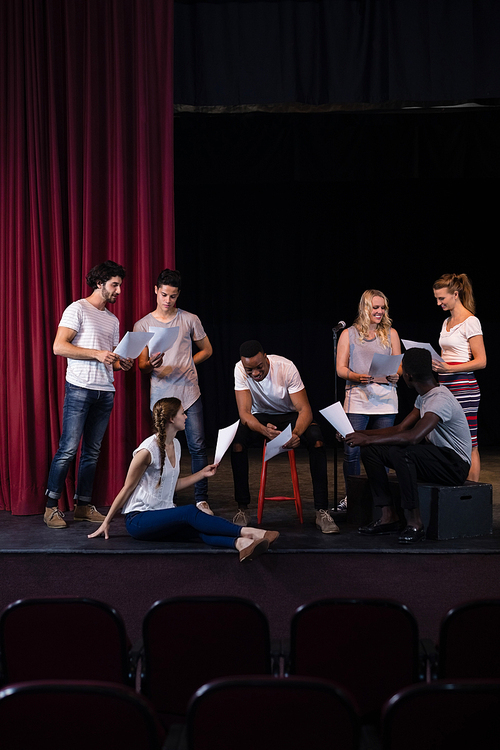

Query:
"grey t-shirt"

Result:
[[415, 385, 472, 465], [133, 309, 206, 410]]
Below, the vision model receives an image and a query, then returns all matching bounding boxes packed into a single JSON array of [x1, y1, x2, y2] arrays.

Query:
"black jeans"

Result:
[[230, 412, 328, 510], [361, 444, 470, 510]]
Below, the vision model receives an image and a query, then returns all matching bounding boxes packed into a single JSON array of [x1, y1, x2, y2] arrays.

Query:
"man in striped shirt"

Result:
[[44, 261, 133, 529]]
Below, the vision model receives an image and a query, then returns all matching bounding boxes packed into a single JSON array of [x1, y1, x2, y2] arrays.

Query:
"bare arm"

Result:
[[235, 389, 281, 441], [53, 326, 118, 367], [283, 388, 313, 448], [193, 335, 213, 366], [336, 328, 373, 385], [88, 449, 152, 539], [346, 408, 440, 448], [137, 345, 163, 373], [176, 463, 218, 491], [138, 334, 213, 375], [433, 334, 487, 374]]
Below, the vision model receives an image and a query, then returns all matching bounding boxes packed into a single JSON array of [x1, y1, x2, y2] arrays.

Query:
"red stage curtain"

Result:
[[0, 0, 174, 514]]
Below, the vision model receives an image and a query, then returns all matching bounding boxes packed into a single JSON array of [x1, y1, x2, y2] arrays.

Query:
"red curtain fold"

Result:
[[0, 0, 174, 514]]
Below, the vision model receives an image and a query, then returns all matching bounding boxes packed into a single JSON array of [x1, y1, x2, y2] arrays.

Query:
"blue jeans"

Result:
[[184, 397, 208, 503], [343, 413, 396, 484], [46, 382, 115, 503], [125, 505, 241, 549]]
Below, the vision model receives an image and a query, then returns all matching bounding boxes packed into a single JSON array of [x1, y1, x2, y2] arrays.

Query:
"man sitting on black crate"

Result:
[[345, 347, 472, 544]]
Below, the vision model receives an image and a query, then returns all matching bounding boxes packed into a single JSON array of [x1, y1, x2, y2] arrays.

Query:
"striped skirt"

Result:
[[439, 366, 480, 447]]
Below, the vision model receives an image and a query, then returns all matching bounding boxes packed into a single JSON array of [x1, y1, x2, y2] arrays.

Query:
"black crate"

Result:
[[346, 475, 493, 540], [418, 481, 492, 540]]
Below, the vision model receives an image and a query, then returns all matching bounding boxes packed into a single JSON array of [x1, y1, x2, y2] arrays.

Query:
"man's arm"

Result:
[[193, 335, 213, 366], [137, 346, 163, 373], [138, 334, 213, 374], [283, 388, 313, 448], [53, 326, 118, 367], [346, 407, 440, 448], [235, 389, 281, 441]]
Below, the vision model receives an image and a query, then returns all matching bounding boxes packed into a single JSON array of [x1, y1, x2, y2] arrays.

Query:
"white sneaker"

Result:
[[335, 496, 348, 513], [315, 509, 340, 534]]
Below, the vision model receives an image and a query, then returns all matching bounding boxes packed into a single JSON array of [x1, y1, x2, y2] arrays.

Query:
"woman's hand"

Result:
[[432, 359, 452, 373], [387, 373, 400, 384], [88, 521, 110, 540]]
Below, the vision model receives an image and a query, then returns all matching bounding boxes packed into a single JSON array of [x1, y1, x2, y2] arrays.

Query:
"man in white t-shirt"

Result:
[[231, 340, 338, 534], [134, 268, 213, 512], [44, 261, 133, 529]]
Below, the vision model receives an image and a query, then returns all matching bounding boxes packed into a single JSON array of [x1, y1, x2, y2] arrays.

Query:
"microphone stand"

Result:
[[331, 326, 340, 511]]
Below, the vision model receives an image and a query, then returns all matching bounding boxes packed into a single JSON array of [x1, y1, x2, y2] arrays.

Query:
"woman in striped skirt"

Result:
[[432, 273, 487, 481]]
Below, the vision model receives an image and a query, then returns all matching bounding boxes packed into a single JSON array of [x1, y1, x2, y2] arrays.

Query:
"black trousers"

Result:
[[231, 412, 328, 510], [360, 444, 470, 510]]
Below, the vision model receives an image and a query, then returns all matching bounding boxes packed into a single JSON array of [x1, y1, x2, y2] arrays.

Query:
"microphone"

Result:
[[332, 321, 346, 334]]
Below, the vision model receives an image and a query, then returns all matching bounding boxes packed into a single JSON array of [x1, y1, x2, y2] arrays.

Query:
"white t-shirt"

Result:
[[59, 299, 119, 391], [234, 354, 305, 414], [122, 435, 180, 514], [134, 309, 206, 410], [439, 316, 483, 363]]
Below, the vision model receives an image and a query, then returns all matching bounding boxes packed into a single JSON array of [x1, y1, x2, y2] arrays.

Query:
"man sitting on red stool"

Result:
[[230, 340, 338, 534]]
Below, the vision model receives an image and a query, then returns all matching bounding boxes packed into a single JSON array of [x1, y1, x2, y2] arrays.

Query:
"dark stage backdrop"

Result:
[[173, 110, 497, 450], [0, 0, 174, 515], [175, 0, 500, 107]]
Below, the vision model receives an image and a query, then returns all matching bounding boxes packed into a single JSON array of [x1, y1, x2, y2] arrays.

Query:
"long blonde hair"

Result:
[[152, 397, 181, 486], [353, 289, 392, 348], [433, 273, 476, 315]]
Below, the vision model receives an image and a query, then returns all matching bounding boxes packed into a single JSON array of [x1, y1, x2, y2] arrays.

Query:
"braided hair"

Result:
[[152, 397, 182, 487]]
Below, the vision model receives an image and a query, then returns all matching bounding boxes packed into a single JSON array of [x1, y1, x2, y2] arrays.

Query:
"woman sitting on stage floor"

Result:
[[88, 397, 278, 562]]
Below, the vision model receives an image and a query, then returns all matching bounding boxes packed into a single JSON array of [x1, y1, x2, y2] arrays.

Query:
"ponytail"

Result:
[[433, 273, 476, 315]]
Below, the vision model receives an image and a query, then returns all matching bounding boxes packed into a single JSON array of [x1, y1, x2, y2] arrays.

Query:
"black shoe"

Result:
[[359, 519, 401, 535], [399, 525, 425, 544]]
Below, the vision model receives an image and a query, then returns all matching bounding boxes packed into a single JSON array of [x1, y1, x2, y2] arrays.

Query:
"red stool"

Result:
[[257, 443, 303, 524]]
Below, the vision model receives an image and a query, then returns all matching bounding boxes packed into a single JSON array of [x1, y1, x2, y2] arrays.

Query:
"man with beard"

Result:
[[44, 260, 133, 528]]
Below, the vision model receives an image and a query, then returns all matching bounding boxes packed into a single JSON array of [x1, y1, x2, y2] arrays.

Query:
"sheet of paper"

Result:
[[264, 424, 292, 462], [214, 420, 240, 465], [147, 326, 179, 355], [401, 339, 444, 362], [319, 402, 354, 438], [114, 331, 153, 359], [369, 353, 403, 378]]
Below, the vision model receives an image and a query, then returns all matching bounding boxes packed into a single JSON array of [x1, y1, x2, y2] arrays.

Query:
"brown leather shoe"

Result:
[[239, 538, 269, 563], [73, 504, 107, 523], [44, 506, 67, 529], [263, 530, 280, 545]]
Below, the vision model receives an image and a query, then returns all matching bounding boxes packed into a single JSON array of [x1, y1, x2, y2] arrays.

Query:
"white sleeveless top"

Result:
[[343, 326, 398, 415], [122, 435, 180, 514]]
